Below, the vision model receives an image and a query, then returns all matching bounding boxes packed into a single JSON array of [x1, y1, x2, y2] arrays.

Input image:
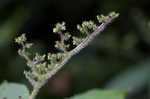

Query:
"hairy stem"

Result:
[[28, 17, 113, 99], [22, 43, 35, 67], [59, 31, 66, 51], [28, 81, 42, 99]]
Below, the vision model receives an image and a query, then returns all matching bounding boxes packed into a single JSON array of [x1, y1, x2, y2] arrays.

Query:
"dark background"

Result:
[[0, 0, 150, 99]]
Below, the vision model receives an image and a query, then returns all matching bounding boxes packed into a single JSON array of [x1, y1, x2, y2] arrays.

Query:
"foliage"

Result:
[[1, 0, 150, 99], [0, 81, 29, 99], [69, 89, 127, 99]]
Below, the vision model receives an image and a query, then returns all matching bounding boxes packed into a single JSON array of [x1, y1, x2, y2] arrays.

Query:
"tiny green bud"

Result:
[[81, 21, 97, 30], [97, 15, 103, 23], [92, 25, 97, 30], [54, 41, 63, 50], [27, 61, 33, 67], [24, 71, 34, 79], [88, 21, 94, 29], [15, 34, 27, 44], [53, 22, 66, 33], [34, 53, 46, 62], [36, 62, 47, 74], [109, 12, 119, 19], [77, 24, 85, 33], [37, 62, 46, 69], [72, 36, 84, 45], [25, 43, 33, 48], [56, 53, 65, 59], [49, 54, 57, 63], [64, 44, 70, 49], [47, 53, 52, 60], [102, 15, 109, 23], [81, 21, 87, 27], [18, 49, 24, 56], [64, 32, 71, 40], [97, 15, 109, 23]]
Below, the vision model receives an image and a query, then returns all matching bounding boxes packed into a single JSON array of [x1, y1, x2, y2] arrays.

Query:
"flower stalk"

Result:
[[15, 12, 119, 99]]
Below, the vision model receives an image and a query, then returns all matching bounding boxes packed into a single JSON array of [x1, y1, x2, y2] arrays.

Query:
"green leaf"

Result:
[[105, 60, 150, 92], [0, 81, 29, 99], [69, 89, 127, 99]]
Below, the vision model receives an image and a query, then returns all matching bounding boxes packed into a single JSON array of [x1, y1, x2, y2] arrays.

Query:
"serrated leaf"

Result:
[[69, 89, 127, 99], [0, 81, 29, 99]]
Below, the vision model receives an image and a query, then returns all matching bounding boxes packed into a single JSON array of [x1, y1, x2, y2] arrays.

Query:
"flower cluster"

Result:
[[15, 11, 119, 99]]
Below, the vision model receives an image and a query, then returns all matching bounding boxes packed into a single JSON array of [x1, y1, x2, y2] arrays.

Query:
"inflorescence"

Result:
[[15, 12, 119, 99]]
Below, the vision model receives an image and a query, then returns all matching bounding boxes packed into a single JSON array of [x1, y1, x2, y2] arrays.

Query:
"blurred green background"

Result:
[[0, 0, 150, 99]]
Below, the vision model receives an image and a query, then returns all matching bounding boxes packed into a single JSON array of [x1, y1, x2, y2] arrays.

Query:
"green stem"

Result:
[[28, 53, 71, 99], [28, 81, 42, 99], [28, 16, 114, 99]]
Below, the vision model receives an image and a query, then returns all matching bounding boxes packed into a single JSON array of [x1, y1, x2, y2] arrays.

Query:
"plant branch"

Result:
[[71, 17, 112, 56], [58, 31, 66, 51], [28, 81, 42, 99], [21, 43, 35, 67], [28, 17, 113, 99], [15, 12, 119, 99]]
